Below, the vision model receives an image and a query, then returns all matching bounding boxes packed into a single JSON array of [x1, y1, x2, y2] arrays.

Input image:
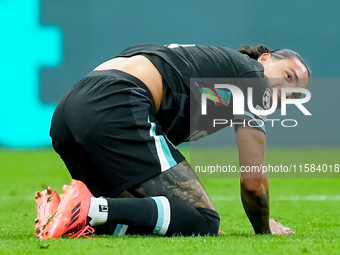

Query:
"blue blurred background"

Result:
[[1, 0, 339, 148]]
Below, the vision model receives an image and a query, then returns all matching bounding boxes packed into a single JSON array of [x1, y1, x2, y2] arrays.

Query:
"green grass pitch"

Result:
[[0, 147, 339, 254]]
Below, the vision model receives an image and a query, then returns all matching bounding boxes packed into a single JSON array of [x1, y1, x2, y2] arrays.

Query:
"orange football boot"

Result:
[[34, 187, 61, 237], [39, 179, 95, 239]]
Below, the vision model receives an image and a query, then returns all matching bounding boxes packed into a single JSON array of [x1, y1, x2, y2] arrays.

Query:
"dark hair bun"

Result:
[[238, 45, 271, 60]]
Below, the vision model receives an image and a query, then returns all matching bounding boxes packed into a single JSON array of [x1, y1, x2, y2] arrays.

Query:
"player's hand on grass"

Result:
[[269, 219, 295, 235]]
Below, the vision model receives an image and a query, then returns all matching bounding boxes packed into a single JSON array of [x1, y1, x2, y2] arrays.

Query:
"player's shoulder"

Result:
[[119, 43, 165, 54], [231, 52, 265, 78], [192, 44, 265, 77]]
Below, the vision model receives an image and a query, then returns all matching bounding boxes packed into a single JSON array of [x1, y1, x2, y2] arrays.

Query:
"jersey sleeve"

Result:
[[232, 72, 271, 134]]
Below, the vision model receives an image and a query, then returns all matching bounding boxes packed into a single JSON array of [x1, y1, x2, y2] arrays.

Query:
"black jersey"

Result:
[[117, 43, 270, 146]]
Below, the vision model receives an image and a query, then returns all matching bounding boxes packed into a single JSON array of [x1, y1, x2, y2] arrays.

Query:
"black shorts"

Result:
[[50, 70, 185, 197]]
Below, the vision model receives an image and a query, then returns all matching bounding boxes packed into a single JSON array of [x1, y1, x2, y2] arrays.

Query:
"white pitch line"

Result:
[[1, 194, 340, 202], [210, 195, 340, 201]]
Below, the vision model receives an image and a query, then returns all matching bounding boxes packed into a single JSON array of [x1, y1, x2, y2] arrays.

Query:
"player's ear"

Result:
[[257, 53, 271, 64]]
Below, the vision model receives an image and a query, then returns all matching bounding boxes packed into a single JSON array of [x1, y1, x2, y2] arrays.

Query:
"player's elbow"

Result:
[[240, 177, 268, 196]]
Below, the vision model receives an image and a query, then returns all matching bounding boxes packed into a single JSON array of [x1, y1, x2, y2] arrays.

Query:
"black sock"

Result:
[[99, 196, 219, 236]]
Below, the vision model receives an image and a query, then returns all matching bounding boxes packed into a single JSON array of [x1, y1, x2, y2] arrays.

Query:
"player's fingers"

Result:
[[283, 227, 295, 235], [218, 230, 225, 235], [272, 227, 294, 235]]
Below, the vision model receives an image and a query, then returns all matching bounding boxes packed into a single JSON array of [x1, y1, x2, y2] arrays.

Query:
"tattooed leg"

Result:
[[93, 160, 219, 236], [126, 160, 216, 211]]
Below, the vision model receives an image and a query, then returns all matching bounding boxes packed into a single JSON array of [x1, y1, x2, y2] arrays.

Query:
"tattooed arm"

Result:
[[236, 126, 294, 235], [236, 126, 270, 234]]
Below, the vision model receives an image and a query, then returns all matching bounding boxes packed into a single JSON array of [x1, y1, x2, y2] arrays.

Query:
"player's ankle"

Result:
[[87, 197, 108, 226]]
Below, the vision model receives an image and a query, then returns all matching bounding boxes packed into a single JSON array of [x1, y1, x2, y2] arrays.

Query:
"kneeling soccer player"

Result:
[[35, 43, 309, 238]]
